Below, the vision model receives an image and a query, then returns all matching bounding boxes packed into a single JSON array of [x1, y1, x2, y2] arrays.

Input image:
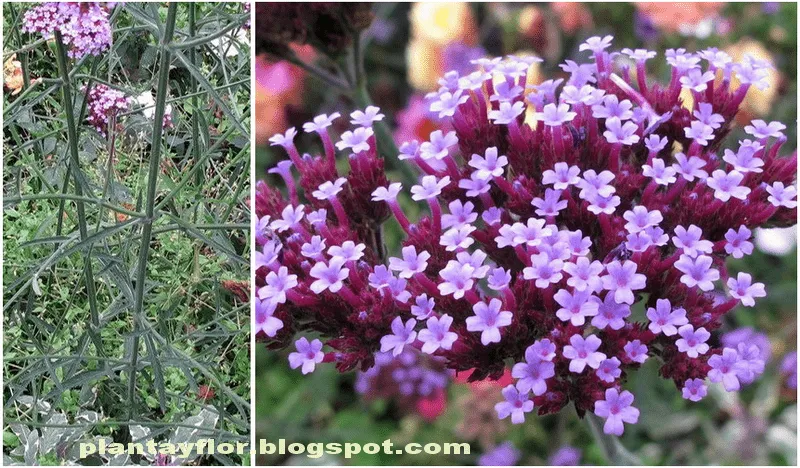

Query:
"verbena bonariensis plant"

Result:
[[256, 36, 797, 436]]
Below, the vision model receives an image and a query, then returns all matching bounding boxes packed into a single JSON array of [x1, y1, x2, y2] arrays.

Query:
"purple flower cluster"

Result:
[[84, 84, 128, 136], [355, 348, 451, 412], [22, 3, 114, 59], [257, 36, 797, 436]]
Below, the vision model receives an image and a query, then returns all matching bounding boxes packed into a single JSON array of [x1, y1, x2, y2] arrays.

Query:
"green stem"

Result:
[[53, 31, 105, 359], [586, 413, 642, 465], [189, 3, 202, 189], [127, 2, 178, 422]]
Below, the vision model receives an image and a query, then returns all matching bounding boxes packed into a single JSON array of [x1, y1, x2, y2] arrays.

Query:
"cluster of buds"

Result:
[[257, 36, 796, 436], [22, 2, 114, 59], [83, 83, 128, 136]]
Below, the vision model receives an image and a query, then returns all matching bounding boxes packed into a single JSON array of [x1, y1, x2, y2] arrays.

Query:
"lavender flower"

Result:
[[288, 337, 325, 374], [563, 334, 606, 373], [418, 314, 458, 354], [495, 385, 534, 424], [380, 317, 418, 357], [594, 388, 639, 436], [467, 299, 513, 345]]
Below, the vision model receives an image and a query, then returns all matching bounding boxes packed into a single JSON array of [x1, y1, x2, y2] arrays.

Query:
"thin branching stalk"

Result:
[[53, 30, 105, 359], [189, 3, 203, 189], [586, 413, 642, 465], [127, 2, 178, 421]]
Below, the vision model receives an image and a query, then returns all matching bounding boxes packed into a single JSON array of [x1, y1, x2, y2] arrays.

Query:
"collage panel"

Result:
[[3, 2, 250, 466], [254, 2, 797, 467]]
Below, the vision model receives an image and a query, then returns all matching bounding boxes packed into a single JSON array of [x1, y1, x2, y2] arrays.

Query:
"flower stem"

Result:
[[127, 2, 178, 422], [53, 31, 105, 360], [586, 413, 642, 465]]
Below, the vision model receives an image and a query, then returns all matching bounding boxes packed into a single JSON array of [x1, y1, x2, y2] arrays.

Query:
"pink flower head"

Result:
[[257, 41, 794, 438]]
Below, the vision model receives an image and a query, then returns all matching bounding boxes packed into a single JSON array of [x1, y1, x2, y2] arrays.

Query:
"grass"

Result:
[[3, 3, 250, 465]]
